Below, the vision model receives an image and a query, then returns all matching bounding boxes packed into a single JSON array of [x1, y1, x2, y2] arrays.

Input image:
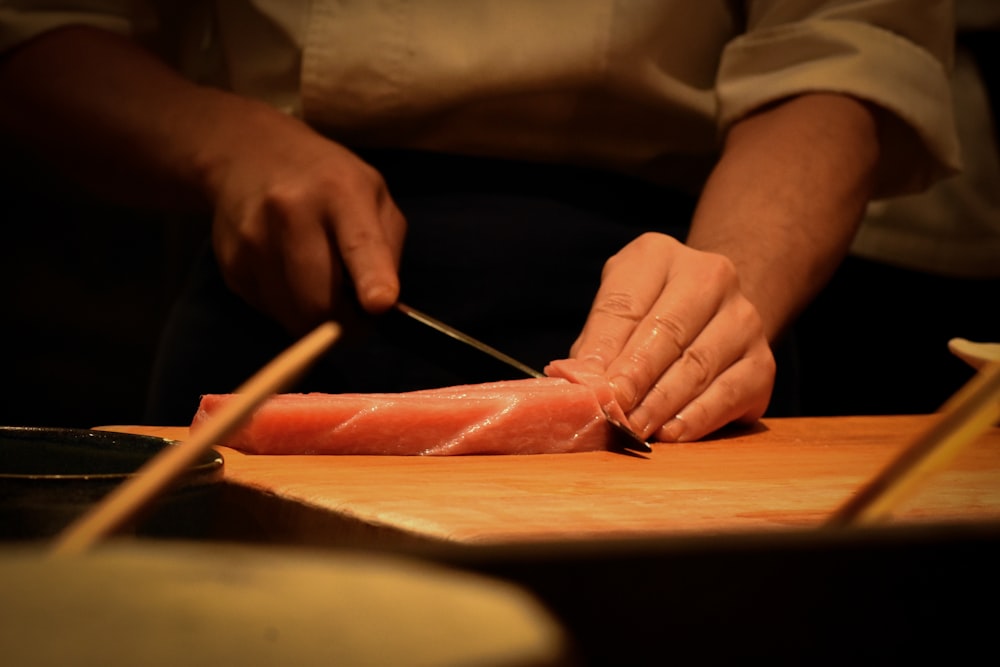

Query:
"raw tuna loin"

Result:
[[192, 373, 622, 455]]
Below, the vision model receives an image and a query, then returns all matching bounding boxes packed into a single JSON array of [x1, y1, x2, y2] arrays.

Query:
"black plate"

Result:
[[0, 426, 223, 540]]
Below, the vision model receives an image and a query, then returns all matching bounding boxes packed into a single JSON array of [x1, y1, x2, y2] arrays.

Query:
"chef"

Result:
[[0, 1, 960, 441]]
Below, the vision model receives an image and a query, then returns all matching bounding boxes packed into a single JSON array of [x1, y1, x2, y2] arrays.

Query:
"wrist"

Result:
[[688, 93, 880, 341]]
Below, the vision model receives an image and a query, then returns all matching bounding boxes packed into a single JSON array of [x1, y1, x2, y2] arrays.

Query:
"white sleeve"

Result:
[[0, 0, 159, 54], [717, 0, 961, 197]]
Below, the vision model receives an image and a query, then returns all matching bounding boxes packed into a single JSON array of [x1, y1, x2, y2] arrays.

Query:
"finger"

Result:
[[625, 295, 762, 438], [601, 258, 729, 412], [229, 178, 343, 334], [570, 233, 679, 370], [333, 189, 404, 314], [654, 347, 775, 443], [277, 209, 340, 333], [212, 206, 303, 331]]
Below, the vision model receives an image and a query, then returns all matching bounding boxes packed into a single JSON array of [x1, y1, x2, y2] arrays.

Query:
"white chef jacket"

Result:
[[850, 0, 1000, 277], [0, 0, 960, 198]]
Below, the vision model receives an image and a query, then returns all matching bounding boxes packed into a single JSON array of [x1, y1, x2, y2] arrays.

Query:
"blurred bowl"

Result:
[[0, 540, 571, 667], [0, 426, 223, 541]]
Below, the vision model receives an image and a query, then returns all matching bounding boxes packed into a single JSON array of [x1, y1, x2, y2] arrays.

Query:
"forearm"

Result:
[[686, 93, 881, 341], [0, 26, 274, 211]]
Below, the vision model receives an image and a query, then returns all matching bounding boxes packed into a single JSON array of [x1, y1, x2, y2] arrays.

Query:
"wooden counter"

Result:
[[94, 415, 1000, 664], [105, 414, 1000, 548]]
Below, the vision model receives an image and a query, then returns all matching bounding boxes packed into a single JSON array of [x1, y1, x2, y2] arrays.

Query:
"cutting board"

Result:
[[103, 415, 1000, 548]]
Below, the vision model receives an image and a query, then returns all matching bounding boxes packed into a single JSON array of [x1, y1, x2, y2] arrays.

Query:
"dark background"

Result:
[[0, 145, 207, 428]]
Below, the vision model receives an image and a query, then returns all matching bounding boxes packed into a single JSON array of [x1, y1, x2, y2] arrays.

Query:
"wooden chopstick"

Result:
[[49, 321, 342, 557], [826, 360, 1000, 528]]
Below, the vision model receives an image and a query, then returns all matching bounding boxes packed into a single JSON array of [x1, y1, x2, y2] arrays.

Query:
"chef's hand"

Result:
[[204, 108, 406, 335], [0, 25, 405, 336], [570, 232, 775, 442]]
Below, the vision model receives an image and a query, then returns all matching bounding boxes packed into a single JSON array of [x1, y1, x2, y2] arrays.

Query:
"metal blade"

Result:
[[393, 302, 651, 454], [394, 302, 545, 380]]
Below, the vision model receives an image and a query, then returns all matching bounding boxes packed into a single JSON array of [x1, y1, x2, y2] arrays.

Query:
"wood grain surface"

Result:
[[102, 415, 1000, 546]]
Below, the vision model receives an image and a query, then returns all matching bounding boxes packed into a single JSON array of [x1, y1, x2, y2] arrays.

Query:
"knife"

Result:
[[394, 302, 652, 454]]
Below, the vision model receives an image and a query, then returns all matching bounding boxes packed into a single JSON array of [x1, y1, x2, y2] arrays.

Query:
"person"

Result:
[[0, 2, 960, 441]]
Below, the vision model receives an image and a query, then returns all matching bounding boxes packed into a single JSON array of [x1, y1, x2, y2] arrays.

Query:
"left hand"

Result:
[[570, 232, 775, 442]]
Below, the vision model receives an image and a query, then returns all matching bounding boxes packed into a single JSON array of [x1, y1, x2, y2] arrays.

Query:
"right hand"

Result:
[[0, 25, 404, 336], [202, 104, 406, 334]]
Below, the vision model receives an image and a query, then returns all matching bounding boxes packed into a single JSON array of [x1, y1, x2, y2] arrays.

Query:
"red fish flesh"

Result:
[[192, 372, 623, 455]]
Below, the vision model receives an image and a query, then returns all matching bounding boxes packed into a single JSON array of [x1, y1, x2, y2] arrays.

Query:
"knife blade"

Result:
[[393, 302, 652, 454]]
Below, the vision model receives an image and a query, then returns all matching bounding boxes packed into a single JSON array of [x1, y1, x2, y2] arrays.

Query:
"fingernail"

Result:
[[627, 406, 651, 437], [363, 284, 396, 312], [659, 415, 686, 442]]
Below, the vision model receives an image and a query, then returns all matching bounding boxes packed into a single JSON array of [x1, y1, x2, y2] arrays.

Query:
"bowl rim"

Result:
[[0, 425, 224, 481]]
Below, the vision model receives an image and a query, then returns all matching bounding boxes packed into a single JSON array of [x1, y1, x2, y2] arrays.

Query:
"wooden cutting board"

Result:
[[101, 415, 1000, 548]]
